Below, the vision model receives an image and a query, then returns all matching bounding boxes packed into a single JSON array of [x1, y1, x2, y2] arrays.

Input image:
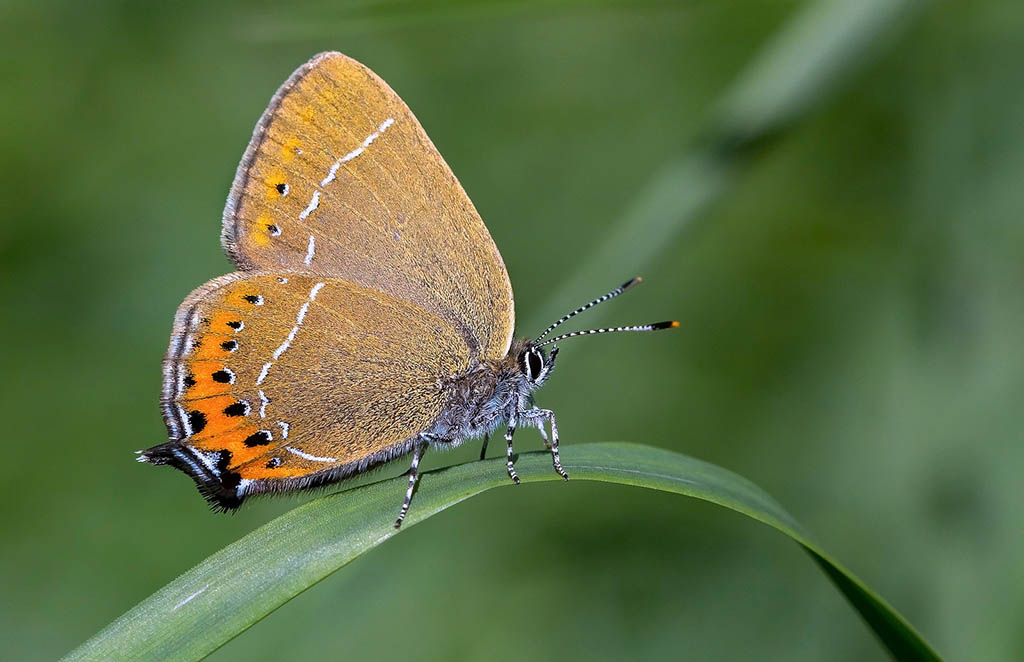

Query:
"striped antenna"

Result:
[[534, 277, 644, 343], [537, 321, 679, 347]]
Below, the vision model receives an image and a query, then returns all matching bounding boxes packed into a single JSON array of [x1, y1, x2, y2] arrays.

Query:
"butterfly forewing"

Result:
[[222, 51, 514, 360], [159, 272, 470, 507]]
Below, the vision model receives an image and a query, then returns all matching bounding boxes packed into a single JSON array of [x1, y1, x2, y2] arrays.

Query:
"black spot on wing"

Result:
[[223, 401, 248, 417], [216, 450, 241, 491], [244, 430, 273, 447], [188, 410, 207, 435]]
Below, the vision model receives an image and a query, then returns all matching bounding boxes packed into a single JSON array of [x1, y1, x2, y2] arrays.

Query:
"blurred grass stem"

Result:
[[533, 0, 927, 329]]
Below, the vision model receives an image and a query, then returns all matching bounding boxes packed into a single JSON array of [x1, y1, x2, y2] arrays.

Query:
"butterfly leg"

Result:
[[532, 407, 551, 450], [524, 408, 569, 481], [505, 418, 520, 485], [479, 433, 490, 461], [394, 439, 428, 529], [547, 410, 569, 481]]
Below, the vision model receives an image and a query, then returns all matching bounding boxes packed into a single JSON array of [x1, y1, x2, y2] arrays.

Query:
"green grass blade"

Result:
[[64, 442, 941, 662]]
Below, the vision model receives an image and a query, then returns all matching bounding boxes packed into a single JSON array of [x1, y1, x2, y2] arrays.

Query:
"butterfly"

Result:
[[139, 52, 677, 527]]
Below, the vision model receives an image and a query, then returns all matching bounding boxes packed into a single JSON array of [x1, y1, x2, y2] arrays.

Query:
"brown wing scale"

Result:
[[151, 272, 470, 508], [221, 51, 514, 360]]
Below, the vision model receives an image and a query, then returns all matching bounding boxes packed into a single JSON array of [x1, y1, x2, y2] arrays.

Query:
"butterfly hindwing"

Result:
[[153, 272, 471, 508], [221, 51, 514, 360]]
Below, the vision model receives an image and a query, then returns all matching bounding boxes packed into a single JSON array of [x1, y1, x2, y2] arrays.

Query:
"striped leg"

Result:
[[394, 440, 427, 528], [505, 418, 520, 484], [547, 410, 568, 480], [525, 408, 568, 480], [479, 433, 490, 461], [533, 407, 551, 450]]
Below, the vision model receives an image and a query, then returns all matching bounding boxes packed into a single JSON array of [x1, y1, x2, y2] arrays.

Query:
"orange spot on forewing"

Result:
[[226, 289, 264, 309], [280, 137, 302, 162], [251, 228, 270, 247], [209, 310, 245, 335], [263, 168, 288, 200], [192, 335, 239, 360]]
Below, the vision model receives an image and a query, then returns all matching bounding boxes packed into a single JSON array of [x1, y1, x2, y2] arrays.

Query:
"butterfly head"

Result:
[[519, 276, 678, 390], [517, 343, 558, 387]]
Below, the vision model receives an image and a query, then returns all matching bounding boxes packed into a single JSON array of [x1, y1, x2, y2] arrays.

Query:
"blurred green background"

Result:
[[2, 0, 1022, 659]]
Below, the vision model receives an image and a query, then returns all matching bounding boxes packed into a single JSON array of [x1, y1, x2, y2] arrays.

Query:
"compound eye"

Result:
[[527, 350, 544, 381]]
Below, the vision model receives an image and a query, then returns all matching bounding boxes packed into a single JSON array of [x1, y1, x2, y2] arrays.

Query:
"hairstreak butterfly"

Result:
[[138, 52, 677, 527]]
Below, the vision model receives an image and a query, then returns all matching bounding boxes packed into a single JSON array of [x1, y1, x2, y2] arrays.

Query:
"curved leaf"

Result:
[[64, 442, 941, 661]]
